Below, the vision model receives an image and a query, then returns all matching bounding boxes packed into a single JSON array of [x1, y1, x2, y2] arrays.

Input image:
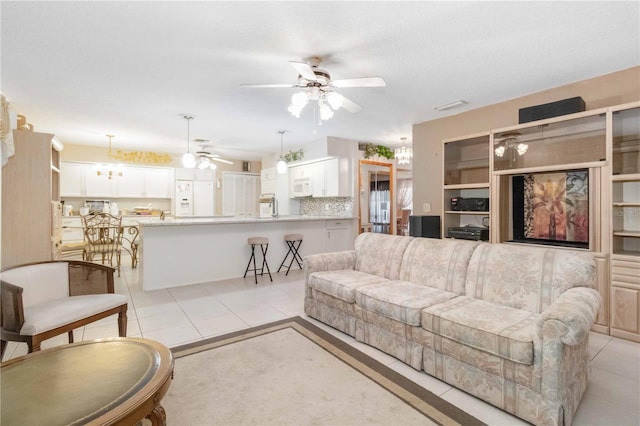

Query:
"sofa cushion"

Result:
[[399, 238, 479, 294], [354, 233, 413, 280], [465, 243, 596, 314], [20, 294, 128, 335], [356, 281, 458, 326], [308, 270, 390, 303], [422, 296, 539, 365]]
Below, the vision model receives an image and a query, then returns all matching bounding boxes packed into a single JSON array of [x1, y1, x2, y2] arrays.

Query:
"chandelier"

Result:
[[288, 87, 343, 122], [95, 134, 123, 179], [395, 137, 413, 165]]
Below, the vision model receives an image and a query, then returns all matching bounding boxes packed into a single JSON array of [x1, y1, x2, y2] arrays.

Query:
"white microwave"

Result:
[[292, 178, 312, 197]]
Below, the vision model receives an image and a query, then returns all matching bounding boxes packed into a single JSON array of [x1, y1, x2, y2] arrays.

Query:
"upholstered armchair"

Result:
[[0, 260, 128, 357]]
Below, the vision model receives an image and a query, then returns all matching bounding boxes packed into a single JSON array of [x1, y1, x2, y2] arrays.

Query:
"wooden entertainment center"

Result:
[[442, 101, 640, 342]]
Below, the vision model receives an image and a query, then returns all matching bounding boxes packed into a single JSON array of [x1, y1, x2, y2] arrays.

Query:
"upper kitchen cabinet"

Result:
[[143, 168, 173, 198], [61, 162, 173, 198], [315, 158, 353, 197], [2, 131, 63, 268], [290, 158, 352, 198]]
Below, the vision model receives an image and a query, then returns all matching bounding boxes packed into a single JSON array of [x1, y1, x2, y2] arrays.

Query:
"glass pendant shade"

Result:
[[182, 152, 196, 168], [277, 158, 287, 174]]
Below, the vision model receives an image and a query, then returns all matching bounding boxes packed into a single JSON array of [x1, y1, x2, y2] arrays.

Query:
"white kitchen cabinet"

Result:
[[61, 217, 84, 243], [84, 166, 117, 197], [305, 158, 353, 198], [61, 162, 172, 199], [324, 157, 352, 197], [60, 162, 86, 196], [289, 165, 311, 180], [223, 172, 259, 217], [116, 166, 146, 197], [326, 219, 355, 252], [144, 168, 172, 198], [311, 162, 326, 197]]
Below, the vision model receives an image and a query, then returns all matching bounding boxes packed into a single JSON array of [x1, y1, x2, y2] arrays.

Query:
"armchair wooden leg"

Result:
[[1, 340, 7, 359], [68, 330, 74, 344], [118, 307, 128, 337]]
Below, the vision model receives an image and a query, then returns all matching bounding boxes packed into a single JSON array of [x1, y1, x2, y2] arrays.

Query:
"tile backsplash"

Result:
[[300, 197, 354, 216]]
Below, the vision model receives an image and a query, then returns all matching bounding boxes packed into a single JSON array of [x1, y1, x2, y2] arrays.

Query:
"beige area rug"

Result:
[[165, 317, 484, 426]]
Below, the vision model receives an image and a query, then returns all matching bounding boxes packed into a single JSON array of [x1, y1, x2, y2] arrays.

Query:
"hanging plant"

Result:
[[363, 143, 394, 160], [375, 145, 395, 160], [283, 148, 304, 163]]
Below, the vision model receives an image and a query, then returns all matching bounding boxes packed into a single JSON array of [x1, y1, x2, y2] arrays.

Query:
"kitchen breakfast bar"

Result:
[[138, 215, 356, 291]]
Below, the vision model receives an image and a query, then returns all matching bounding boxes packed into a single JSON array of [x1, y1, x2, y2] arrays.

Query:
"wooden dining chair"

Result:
[[82, 212, 124, 276]]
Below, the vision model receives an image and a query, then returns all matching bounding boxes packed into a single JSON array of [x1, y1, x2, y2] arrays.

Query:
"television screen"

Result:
[[512, 169, 589, 249]]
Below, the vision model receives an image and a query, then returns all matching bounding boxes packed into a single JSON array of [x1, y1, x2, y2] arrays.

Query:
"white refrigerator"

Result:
[[175, 180, 215, 217]]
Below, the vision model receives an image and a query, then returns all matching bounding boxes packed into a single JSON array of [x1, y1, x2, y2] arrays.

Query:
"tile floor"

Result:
[[3, 257, 639, 425]]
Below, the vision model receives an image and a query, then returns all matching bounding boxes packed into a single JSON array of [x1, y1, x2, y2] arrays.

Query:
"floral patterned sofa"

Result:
[[304, 232, 600, 426]]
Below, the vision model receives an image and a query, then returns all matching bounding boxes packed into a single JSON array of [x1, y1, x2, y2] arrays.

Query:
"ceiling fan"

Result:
[[241, 56, 385, 120], [193, 140, 234, 168]]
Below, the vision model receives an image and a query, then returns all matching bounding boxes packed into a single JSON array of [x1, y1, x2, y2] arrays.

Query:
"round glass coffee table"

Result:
[[1, 337, 174, 425]]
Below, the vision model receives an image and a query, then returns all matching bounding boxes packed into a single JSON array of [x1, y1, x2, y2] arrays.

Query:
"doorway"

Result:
[[359, 160, 394, 234]]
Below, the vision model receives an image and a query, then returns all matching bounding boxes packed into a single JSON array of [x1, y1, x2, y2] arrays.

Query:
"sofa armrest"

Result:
[[304, 250, 356, 281], [538, 287, 601, 346]]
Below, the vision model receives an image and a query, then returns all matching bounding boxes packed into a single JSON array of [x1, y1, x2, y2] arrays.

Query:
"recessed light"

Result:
[[434, 100, 468, 111]]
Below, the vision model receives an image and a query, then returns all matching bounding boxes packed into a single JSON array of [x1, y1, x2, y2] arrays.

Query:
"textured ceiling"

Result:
[[1, 1, 638, 161]]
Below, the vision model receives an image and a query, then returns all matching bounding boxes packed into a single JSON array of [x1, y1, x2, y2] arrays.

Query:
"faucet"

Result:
[[270, 196, 279, 218]]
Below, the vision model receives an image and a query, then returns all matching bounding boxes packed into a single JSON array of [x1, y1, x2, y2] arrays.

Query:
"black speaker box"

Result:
[[519, 97, 585, 124], [409, 215, 441, 239]]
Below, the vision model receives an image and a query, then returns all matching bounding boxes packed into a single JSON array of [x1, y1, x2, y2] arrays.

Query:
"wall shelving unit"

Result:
[[609, 103, 640, 341], [441, 101, 640, 341]]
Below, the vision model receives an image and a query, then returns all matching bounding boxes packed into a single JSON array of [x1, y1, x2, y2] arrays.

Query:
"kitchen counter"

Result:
[[136, 214, 355, 226], [139, 215, 356, 291]]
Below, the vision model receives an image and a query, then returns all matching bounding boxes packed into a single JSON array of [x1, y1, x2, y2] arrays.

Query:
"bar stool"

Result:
[[277, 234, 303, 275], [244, 236, 272, 284]]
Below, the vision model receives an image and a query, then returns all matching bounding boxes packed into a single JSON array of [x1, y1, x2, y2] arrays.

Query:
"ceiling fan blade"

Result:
[[340, 95, 362, 113], [210, 157, 234, 165], [331, 77, 386, 88], [240, 83, 296, 88], [289, 61, 317, 81]]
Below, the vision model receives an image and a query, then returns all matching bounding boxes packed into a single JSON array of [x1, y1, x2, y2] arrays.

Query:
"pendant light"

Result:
[[182, 115, 196, 168], [276, 130, 287, 174]]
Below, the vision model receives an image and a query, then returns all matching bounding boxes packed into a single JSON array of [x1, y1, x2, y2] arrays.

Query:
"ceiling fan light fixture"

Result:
[[319, 102, 334, 120], [494, 146, 506, 158]]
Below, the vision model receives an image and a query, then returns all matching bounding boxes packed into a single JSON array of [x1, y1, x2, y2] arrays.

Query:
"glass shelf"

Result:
[[613, 107, 640, 176], [493, 114, 606, 171], [444, 134, 490, 186]]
